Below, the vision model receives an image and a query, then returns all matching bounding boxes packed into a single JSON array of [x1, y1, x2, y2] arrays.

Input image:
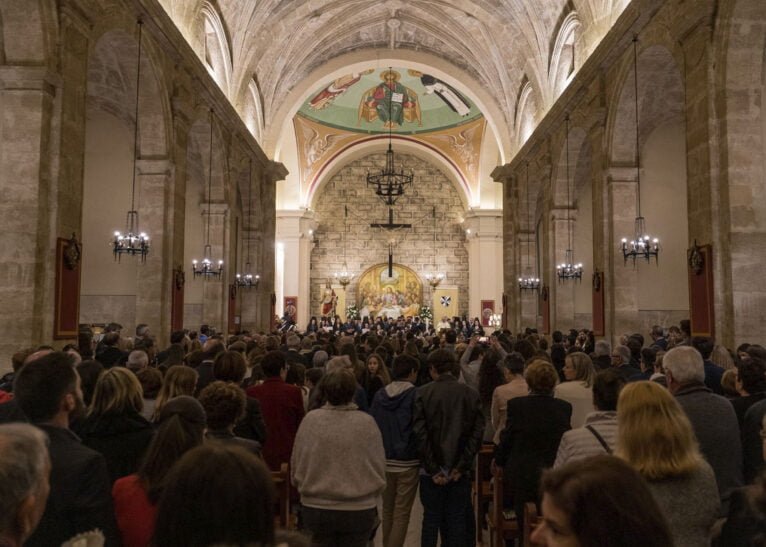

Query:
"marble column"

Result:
[[462, 210, 503, 323]]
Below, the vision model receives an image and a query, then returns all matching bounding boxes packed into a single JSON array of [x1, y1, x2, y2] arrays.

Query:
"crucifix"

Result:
[[370, 207, 411, 276]]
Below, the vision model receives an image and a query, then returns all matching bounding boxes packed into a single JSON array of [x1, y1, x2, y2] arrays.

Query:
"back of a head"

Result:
[[89, 367, 143, 417], [539, 455, 672, 547], [14, 352, 77, 423], [525, 360, 558, 395], [322, 368, 357, 406], [651, 325, 664, 338], [427, 348, 457, 376], [153, 444, 275, 547], [738, 357, 766, 395], [213, 351, 247, 383], [392, 354, 419, 381], [594, 340, 611, 357], [76, 359, 104, 406], [261, 350, 286, 377], [513, 339, 536, 362], [198, 381, 246, 430], [102, 332, 120, 347], [139, 395, 206, 502], [552, 330, 563, 344], [568, 352, 596, 385], [312, 350, 329, 368], [325, 355, 352, 373], [445, 329, 457, 344], [136, 367, 163, 399], [691, 336, 714, 360], [747, 344, 766, 362], [0, 423, 50, 540], [626, 337, 642, 358], [640, 347, 657, 368], [592, 369, 625, 411], [160, 366, 199, 400], [663, 346, 705, 385], [617, 381, 701, 480], [286, 334, 301, 350], [127, 349, 149, 370], [502, 352, 525, 376]]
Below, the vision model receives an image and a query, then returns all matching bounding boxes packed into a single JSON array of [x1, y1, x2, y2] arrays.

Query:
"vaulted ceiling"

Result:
[[158, 0, 630, 158]]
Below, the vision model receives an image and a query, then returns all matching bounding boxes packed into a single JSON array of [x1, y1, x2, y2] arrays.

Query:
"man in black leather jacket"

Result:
[[413, 348, 484, 547]]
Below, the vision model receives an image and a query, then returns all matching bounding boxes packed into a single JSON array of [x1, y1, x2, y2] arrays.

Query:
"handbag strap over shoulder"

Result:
[[586, 425, 612, 454]]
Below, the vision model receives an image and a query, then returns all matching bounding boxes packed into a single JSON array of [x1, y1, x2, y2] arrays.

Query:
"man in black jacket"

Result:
[[413, 349, 484, 547], [13, 352, 119, 546]]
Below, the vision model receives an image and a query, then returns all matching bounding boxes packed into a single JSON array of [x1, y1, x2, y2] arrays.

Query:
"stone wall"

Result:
[[310, 152, 469, 318]]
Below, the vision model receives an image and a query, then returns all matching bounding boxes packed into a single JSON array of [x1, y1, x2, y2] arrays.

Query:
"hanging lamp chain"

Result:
[[207, 109, 213, 248], [633, 36, 642, 219], [129, 19, 143, 219]]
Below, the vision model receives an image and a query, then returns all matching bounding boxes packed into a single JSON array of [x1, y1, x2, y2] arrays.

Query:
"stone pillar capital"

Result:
[[136, 158, 173, 176], [462, 209, 503, 239], [265, 161, 289, 184], [490, 164, 514, 184], [0, 66, 59, 95]]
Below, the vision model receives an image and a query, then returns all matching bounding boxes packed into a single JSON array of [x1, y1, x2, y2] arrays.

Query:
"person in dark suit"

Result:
[[95, 332, 126, 368], [245, 351, 305, 471], [13, 352, 119, 546], [494, 360, 572, 535]]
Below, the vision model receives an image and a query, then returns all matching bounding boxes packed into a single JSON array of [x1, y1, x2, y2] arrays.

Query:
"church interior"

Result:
[[2, 0, 762, 362]]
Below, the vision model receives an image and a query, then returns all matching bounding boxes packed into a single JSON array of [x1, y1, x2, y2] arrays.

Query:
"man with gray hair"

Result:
[[593, 340, 612, 370], [665, 345, 742, 514], [0, 423, 50, 547], [611, 344, 639, 379], [126, 350, 149, 373]]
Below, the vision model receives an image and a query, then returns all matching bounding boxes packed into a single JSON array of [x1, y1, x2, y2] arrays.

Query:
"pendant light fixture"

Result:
[[334, 205, 351, 288], [236, 158, 259, 288], [556, 115, 583, 282], [621, 36, 660, 265], [425, 206, 444, 288], [113, 19, 150, 262], [192, 109, 224, 279], [518, 162, 540, 291]]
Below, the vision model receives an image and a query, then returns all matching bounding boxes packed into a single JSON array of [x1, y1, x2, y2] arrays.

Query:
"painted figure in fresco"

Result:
[[409, 70, 472, 116], [358, 69, 421, 128], [309, 69, 374, 110]]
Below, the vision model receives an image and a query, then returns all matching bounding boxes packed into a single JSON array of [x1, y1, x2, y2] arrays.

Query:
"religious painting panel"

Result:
[[481, 300, 495, 327], [357, 263, 423, 319]]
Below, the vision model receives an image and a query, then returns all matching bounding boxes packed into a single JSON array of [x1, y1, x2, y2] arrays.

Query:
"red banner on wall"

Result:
[[688, 243, 714, 337], [481, 300, 495, 327], [54, 236, 82, 339]]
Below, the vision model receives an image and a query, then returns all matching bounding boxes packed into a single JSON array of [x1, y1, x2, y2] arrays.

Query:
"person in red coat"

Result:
[[245, 351, 305, 471]]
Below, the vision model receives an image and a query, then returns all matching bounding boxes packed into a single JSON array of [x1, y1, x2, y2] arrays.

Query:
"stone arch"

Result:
[[263, 49, 511, 162], [240, 78, 264, 143], [306, 137, 472, 211], [549, 10, 583, 99], [0, 0, 56, 64], [198, 1, 232, 96], [515, 78, 540, 149], [87, 26, 171, 157]]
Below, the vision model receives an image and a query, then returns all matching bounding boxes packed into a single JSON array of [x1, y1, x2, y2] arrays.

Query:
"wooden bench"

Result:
[[485, 466, 520, 546], [524, 501, 542, 545], [271, 462, 291, 529], [474, 444, 495, 544]]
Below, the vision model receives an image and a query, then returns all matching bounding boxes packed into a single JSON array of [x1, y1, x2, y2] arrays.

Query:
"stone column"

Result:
[[550, 210, 577, 331], [606, 168, 640, 342], [0, 66, 57, 365], [518, 229, 538, 328], [200, 202, 228, 331], [135, 159, 174, 345], [275, 209, 316, 328], [462, 210, 503, 323], [258, 161, 287, 330], [491, 165, 518, 331]]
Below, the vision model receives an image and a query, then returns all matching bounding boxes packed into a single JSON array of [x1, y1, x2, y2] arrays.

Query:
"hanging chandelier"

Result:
[[366, 68, 413, 206], [192, 109, 224, 279], [236, 159, 259, 288], [519, 162, 540, 291], [425, 206, 444, 288], [557, 116, 583, 282], [621, 36, 660, 265], [334, 205, 352, 288], [113, 19, 149, 262]]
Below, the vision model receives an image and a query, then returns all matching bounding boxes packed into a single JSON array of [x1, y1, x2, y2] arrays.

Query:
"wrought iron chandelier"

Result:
[[621, 36, 660, 265], [425, 206, 444, 288], [113, 19, 149, 262], [519, 162, 540, 291], [192, 109, 224, 279], [557, 116, 583, 282], [334, 205, 352, 288], [236, 158, 259, 288], [366, 68, 413, 206]]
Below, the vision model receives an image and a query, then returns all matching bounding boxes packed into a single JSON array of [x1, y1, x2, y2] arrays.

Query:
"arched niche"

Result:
[[515, 79, 540, 149], [79, 27, 170, 330], [607, 43, 689, 331], [198, 1, 232, 96]]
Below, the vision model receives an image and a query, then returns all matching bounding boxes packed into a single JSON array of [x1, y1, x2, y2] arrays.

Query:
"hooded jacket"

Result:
[[370, 381, 419, 471]]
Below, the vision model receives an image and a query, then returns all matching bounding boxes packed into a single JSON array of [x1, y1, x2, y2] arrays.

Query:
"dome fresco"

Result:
[[297, 67, 483, 135]]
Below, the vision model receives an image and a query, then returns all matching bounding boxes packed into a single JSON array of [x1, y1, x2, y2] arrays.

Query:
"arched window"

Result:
[[515, 79, 539, 147], [200, 2, 232, 96], [550, 11, 582, 99]]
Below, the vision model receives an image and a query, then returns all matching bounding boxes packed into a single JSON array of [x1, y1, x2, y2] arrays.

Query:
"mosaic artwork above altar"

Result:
[[357, 263, 423, 319]]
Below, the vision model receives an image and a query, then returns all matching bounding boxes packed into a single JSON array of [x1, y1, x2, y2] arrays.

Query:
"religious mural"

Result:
[[299, 67, 482, 135], [357, 263, 423, 319]]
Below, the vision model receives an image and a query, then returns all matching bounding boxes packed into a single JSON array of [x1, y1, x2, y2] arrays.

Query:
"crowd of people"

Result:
[[0, 317, 765, 546]]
